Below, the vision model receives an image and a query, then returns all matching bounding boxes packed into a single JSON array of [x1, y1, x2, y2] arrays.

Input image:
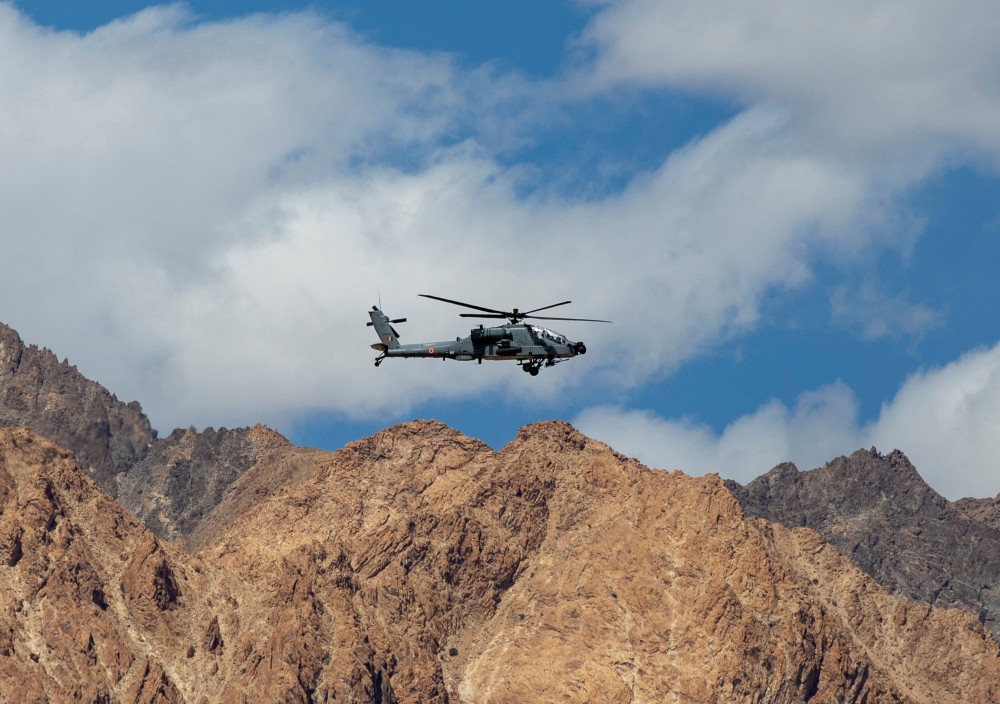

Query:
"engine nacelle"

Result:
[[471, 326, 512, 343]]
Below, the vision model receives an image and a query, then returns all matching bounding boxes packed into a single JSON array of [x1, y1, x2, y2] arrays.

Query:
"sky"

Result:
[[3, 1, 1000, 500]]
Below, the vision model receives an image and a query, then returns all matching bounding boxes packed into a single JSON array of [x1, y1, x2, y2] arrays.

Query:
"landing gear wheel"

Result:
[[529, 367, 539, 376]]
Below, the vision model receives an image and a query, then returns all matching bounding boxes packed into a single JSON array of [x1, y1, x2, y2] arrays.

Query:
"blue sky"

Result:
[[4, 1, 1000, 500]]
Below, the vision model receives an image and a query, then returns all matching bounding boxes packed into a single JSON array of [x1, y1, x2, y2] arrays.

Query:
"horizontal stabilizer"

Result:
[[370, 343, 388, 352]]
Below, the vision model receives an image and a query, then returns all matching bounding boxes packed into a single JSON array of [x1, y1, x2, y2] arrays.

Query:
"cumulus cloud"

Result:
[[574, 382, 863, 486], [869, 344, 1000, 500], [577, 0, 1000, 164], [2, 1, 999, 454], [0, 4, 892, 429], [0, 4, 491, 425], [576, 343, 1000, 500]]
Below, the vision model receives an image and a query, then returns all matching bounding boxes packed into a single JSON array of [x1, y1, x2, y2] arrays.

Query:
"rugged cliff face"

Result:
[[0, 322, 155, 492], [954, 494, 1000, 532], [116, 424, 288, 540], [727, 449, 1000, 638], [2, 423, 998, 703], [0, 322, 270, 540], [4, 320, 1000, 701], [0, 428, 186, 703]]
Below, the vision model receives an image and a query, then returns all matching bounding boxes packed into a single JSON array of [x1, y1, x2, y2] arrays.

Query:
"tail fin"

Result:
[[367, 306, 404, 349]]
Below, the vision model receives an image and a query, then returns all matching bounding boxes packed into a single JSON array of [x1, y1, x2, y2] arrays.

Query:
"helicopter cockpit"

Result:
[[529, 325, 569, 346]]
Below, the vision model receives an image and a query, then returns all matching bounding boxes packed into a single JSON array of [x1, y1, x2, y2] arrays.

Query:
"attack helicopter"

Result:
[[368, 294, 611, 375]]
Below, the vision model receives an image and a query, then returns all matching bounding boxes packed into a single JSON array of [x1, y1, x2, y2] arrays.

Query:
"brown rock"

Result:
[[1, 421, 999, 703], [202, 615, 223, 654], [125, 658, 183, 704], [202, 420, 1000, 703], [121, 533, 182, 633], [0, 428, 155, 702]]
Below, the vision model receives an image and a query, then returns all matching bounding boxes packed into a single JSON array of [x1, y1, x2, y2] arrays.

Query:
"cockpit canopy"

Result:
[[530, 325, 569, 345]]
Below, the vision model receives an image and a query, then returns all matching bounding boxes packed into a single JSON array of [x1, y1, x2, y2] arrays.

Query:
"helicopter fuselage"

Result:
[[368, 305, 589, 375], [372, 322, 586, 362]]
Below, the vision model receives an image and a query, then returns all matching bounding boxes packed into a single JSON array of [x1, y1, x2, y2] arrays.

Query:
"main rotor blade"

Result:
[[422, 293, 610, 324], [419, 294, 508, 317], [522, 300, 572, 315], [524, 315, 613, 323]]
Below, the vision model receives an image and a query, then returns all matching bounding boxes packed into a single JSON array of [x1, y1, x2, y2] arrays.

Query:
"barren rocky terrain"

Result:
[[3, 320, 1000, 702], [3, 422, 1000, 702], [1, 322, 268, 539], [728, 450, 1000, 638]]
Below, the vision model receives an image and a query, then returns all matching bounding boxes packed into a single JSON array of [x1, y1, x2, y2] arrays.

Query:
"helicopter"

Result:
[[368, 294, 611, 376]]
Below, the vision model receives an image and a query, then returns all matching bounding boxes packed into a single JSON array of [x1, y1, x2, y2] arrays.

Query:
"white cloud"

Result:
[[574, 382, 862, 485], [148, 105, 893, 429], [0, 4, 480, 424], [576, 343, 1000, 500], [1, 2, 997, 449], [869, 344, 1000, 500], [577, 0, 1000, 164], [0, 3, 892, 430]]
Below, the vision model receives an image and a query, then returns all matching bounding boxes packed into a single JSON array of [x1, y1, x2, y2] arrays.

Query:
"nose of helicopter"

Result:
[[574, 342, 587, 354]]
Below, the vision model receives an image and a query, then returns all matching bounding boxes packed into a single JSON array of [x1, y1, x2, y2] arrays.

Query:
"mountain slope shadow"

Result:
[[727, 448, 1000, 638]]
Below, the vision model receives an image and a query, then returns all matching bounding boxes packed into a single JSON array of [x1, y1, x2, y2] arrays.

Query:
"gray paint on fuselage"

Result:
[[382, 323, 580, 362]]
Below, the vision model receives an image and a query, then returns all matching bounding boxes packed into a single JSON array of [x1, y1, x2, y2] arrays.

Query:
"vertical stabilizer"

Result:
[[368, 306, 401, 349]]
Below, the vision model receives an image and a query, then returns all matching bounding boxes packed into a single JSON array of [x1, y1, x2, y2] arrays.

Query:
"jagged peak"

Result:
[[247, 423, 289, 449], [367, 419, 477, 447], [823, 446, 941, 502], [763, 461, 801, 479], [0, 322, 24, 374], [738, 446, 935, 501], [336, 420, 492, 471], [507, 419, 596, 453]]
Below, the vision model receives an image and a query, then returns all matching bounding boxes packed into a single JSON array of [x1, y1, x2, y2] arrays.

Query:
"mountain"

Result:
[[727, 449, 1000, 638], [0, 322, 271, 540], [116, 423, 285, 539], [3, 319, 1000, 700], [2, 422, 998, 703], [954, 494, 1000, 532], [0, 322, 155, 492]]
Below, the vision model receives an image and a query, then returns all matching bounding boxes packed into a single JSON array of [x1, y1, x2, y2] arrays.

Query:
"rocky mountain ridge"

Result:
[[2, 422, 999, 703], [0, 322, 155, 492], [3, 319, 1000, 700], [0, 322, 275, 540], [727, 449, 1000, 638]]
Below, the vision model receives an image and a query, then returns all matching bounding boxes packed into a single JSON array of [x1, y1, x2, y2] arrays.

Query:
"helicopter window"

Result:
[[532, 326, 566, 345]]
